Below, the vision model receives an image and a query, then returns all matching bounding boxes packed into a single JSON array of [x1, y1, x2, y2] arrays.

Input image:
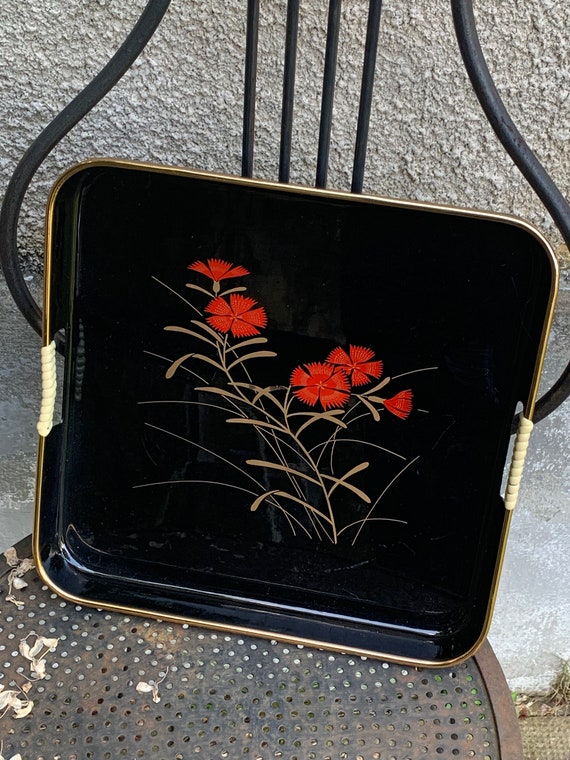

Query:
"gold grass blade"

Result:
[[227, 351, 277, 371], [184, 353, 225, 372], [325, 461, 371, 503], [246, 459, 321, 487], [251, 387, 287, 407], [152, 275, 201, 315], [288, 409, 345, 418], [351, 455, 420, 545], [247, 459, 371, 504], [249, 490, 314, 539], [337, 516, 408, 537], [165, 353, 194, 379], [227, 337, 268, 352], [295, 411, 348, 436], [166, 354, 224, 380], [195, 386, 245, 403], [250, 489, 280, 512], [362, 377, 391, 395], [357, 395, 380, 422], [163, 325, 218, 347], [190, 319, 223, 341], [185, 282, 214, 297], [231, 381, 286, 406], [226, 418, 285, 434], [270, 491, 333, 525], [219, 286, 247, 297]]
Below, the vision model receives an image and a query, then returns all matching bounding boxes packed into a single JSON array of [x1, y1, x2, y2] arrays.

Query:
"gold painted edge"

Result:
[[34, 156, 560, 668]]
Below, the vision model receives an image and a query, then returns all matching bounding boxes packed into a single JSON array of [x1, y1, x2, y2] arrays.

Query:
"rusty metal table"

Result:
[[0, 536, 522, 759]]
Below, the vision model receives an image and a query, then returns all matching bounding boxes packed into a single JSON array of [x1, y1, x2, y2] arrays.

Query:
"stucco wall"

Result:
[[1, 0, 570, 268], [0, 0, 568, 690]]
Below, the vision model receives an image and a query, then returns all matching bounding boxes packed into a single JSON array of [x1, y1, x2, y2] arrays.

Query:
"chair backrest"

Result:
[[0, 0, 568, 422], [241, 0, 382, 192]]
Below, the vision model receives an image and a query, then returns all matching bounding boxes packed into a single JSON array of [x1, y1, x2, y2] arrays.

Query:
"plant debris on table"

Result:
[[0, 548, 60, 725], [3, 548, 34, 609]]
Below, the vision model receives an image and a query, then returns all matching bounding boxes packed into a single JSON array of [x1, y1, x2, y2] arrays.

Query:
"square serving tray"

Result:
[[34, 159, 557, 665]]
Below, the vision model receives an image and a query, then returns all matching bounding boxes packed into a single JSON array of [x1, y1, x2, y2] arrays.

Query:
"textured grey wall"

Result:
[[1, 0, 570, 270], [0, 0, 569, 691]]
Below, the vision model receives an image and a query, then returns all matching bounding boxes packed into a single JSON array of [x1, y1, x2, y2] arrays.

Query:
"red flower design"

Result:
[[383, 390, 413, 419], [326, 345, 382, 386], [290, 362, 350, 410], [205, 294, 267, 338], [188, 258, 250, 282]]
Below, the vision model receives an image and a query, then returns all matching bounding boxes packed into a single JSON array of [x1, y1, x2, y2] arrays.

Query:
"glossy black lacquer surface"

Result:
[[37, 163, 555, 663]]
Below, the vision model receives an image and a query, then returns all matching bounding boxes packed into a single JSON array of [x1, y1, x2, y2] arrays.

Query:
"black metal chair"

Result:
[[1, 0, 569, 422], [0, 3, 568, 758]]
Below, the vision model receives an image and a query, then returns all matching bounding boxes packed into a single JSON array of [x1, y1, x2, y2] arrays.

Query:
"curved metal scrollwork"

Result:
[[0, 0, 568, 422], [0, 0, 172, 350], [451, 0, 570, 422]]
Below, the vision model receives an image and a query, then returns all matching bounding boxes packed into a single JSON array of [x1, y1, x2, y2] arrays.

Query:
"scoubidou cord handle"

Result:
[[504, 415, 534, 511], [37, 341, 57, 437]]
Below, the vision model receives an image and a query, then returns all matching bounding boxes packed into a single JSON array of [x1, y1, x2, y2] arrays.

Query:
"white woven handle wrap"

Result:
[[37, 341, 57, 437], [504, 415, 534, 511]]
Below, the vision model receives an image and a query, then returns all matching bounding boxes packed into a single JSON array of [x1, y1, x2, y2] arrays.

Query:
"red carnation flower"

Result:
[[188, 258, 250, 282], [383, 390, 413, 419], [290, 362, 350, 411], [205, 294, 267, 338], [326, 345, 382, 386]]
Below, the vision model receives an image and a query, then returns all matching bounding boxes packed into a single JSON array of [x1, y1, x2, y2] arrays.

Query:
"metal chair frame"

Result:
[[1, 0, 569, 424], [0, 5, 564, 756]]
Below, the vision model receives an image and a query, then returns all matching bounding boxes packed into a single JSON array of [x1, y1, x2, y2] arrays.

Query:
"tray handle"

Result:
[[504, 414, 534, 511], [37, 340, 57, 437]]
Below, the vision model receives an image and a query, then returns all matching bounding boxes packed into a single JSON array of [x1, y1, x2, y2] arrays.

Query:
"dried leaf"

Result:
[[3, 548, 19, 567], [5, 556, 34, 609], [136, 680, 161, 703], [13, 700, 34, 719], [14, 558, 34, 576], [517, 704, 531, 719], [0, 690, 19, 711], [20, 633, 43, 659], [31, 659, 46, 680], [136, 668, 168, 704], [19, 633, 59, 680], [39, 637, 59, 652], [21, 682, 32, 694], [18, 641, 32, 660], [5, 595, 24, 610]]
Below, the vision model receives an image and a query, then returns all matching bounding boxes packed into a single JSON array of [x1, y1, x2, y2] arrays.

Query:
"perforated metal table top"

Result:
[[0, 537, 522, 760]]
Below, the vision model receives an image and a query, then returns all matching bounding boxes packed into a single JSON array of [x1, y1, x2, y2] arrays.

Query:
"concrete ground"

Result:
[[0, 273, 568, 693]]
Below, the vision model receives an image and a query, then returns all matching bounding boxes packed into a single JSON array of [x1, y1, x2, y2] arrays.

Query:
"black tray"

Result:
[[35, 159, 557, 665]]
